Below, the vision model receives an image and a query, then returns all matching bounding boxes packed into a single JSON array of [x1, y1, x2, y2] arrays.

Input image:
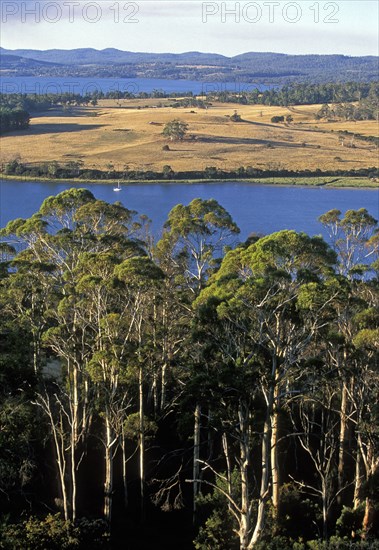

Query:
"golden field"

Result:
[[1, 100, 378, 173]]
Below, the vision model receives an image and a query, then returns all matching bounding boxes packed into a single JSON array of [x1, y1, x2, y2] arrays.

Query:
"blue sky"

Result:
[[1, 1, 378, 56]]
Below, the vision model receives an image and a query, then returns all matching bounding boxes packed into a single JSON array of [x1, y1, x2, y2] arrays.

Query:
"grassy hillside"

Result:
[[1, 100, 378, 175]]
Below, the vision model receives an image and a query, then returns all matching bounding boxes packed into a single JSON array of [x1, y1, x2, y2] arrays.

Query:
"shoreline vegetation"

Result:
[[1, 173, 378, 188]]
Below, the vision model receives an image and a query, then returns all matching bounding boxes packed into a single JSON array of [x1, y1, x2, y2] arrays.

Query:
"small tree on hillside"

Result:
[[230, 110, 242, 122], [162, 119, 188, 141]]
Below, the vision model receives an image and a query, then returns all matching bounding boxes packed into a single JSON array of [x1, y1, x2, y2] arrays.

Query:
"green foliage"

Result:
[[275, 484, 320, 541], [123, 413, 157, 441], [210, 82, 378, 107], [162, 119, 189, 141], [335, 505, 365, 538], [194, 509, 238, 550], [39, 188, 95, 226], [0, 514, 78, 550], [0, 398, 37, 494], [230, 111, 242, 122], [1, 191, 379, 548], [0, 514, 110, 550], [194, 472, 240, 550], [306, 539, 379, 549], [115, 256, 165, 285], [0, 108, 30, 135]]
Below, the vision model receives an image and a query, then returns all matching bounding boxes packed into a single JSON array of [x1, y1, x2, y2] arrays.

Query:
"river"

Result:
[[1, 180, 378, 240], [0, 76, 270, 96]]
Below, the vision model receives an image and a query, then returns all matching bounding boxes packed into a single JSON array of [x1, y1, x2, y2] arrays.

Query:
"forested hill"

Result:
[[1, 47, 378, 83], [1, 54, 63, 71]]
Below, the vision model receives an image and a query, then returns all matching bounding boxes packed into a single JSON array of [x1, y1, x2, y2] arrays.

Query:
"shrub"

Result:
[[271, 116, 285, 123], [0, 514, 110, 550]]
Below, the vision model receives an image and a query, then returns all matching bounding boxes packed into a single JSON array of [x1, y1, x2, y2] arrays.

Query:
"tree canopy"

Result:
[[0, 193, 378, 549]]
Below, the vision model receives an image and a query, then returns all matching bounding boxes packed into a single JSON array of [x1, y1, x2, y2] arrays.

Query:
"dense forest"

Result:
[[0, 190, 378, 549]]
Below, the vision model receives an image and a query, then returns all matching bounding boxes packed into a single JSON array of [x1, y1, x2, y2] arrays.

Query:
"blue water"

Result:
[[1, 180, 378, 241], [0, 76, 270, 96]]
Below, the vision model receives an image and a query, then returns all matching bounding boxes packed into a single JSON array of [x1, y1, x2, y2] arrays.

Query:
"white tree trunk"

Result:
[[121, 435, 128, 510], [248, 386, 273, 549], [70, 360, 79, 522], [160, 362, 167, 411], [337, 375, 348, 503], [104, 411, 114, 524], [353, 450, 362, 510], [222, 432, 232, 502], [271, 378, 280, 520], [139, 365, 145, 521], [322, 478, 328, 540], [193, 402, 201, 523], [238, 400, 251, 550]]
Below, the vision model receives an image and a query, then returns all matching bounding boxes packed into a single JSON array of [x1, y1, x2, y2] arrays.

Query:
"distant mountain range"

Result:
[[1, 47, 378, 83], [0, 53, 60, 69]]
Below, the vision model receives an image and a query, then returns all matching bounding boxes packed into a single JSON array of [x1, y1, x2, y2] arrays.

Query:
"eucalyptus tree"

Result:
[[0, 273, 38, 513], [0, 214, 56, 375], [43, 193, 148, 522], [114, 256, 165, 520], [287, 356, 342, 540], [71, 250, 141, 522], [33, 189, 102, 521], [348, 267, 379, 538], [3, 250, 55, 374], [319, 208, 378, 278], [309, 275, 363, 505], [162, 119, 188, 141], [352, 322, 379, 538], [193, 230, 336, 549], [1, 189, 149, 522], [158, 198, 240, 294], [157, 199, 240, 515], [70, 245, 164, 524], [318, 208, 379, 506], [153, 232, 193, 415]]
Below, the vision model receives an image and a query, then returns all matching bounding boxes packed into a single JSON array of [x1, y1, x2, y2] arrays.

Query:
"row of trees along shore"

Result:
[[0, 190, 378, 549], [1, 81, 377, 109], [2, 158, 378, 182]]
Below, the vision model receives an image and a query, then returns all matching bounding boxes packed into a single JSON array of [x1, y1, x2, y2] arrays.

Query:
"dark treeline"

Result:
[[207, 82, 379, 107], [0, 190, 378, 549], [0, 90, 199, 113], [2, 157, 378, 182], [1, 81, 377, 112], [315, 100, 379, 124], [0, 108, 30, 135]]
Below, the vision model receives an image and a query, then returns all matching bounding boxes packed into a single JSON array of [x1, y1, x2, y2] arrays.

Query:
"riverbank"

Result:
[[1, 174, 378, 188]]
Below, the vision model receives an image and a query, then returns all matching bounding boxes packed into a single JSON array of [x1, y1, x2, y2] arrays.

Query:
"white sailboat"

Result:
[[113, 181, 122, 192]]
